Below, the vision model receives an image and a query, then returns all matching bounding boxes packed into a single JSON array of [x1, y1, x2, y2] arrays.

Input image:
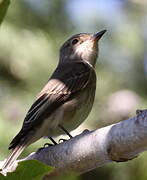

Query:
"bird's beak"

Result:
[[92, 30, 107, 41]]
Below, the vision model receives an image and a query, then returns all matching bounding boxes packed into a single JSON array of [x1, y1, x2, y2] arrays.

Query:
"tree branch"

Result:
[[1, 109, 147, 178]]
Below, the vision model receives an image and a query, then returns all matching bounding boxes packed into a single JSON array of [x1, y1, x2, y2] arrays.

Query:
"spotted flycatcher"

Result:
[[2, 30, 106, 170]]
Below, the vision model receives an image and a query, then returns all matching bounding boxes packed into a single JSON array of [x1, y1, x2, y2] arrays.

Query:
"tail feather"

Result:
[[2, 144, 26, 171]]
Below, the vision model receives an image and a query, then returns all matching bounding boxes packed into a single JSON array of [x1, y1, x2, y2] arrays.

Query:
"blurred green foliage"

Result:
[[0, 160, 53, 180], [0, 0, 147, 179], [0, 0, 10, 25]]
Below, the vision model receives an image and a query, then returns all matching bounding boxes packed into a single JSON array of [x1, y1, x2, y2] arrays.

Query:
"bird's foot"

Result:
[[37, 143, 53, 152], [58, 138, 68, 143], [43, 143, 54, 148], [37, 137, 57, 152]]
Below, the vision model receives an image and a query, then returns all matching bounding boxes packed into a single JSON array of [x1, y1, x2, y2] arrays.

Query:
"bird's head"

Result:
[[59, 30, 106, 67]]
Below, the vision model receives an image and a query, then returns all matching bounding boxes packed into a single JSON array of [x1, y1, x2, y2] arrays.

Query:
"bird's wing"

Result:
[[9, 61, 95, 149], [24, 61, 94, 126]]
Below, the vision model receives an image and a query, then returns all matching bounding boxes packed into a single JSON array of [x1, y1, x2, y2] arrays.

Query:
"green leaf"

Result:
[[0, 0, 10, 25], [0, 160, 54, 180]]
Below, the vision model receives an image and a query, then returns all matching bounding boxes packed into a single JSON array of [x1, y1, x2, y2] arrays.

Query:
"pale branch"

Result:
[[1, 109, 147, 177]]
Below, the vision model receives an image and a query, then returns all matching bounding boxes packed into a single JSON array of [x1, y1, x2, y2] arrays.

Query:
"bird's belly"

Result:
[[46, 87, 95, 137]]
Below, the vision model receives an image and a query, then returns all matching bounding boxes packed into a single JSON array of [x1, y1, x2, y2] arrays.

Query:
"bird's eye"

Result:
[[71, 38, 79, 45]]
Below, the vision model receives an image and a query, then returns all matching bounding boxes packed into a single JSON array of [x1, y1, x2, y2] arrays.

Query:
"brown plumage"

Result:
[[2, 30, 106, 171]]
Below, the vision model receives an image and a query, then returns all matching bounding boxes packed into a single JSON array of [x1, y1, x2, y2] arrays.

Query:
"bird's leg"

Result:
[[59, 124, 73, 138], [58, 124, 73, 143], [43, 137, 57, 147], [49, 137, 58, 145]]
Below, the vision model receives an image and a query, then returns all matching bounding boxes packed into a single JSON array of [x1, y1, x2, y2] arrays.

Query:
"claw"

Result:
[[37, 143, 54, 152], [44, 143, 54, 148], [58, 138, 68, 143]]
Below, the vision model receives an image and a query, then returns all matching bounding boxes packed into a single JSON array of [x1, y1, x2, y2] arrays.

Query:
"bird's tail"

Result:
[[2, 143, 26, 171]]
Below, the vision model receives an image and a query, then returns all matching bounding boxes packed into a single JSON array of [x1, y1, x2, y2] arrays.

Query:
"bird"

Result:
[[2, 30, 106, 171]]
